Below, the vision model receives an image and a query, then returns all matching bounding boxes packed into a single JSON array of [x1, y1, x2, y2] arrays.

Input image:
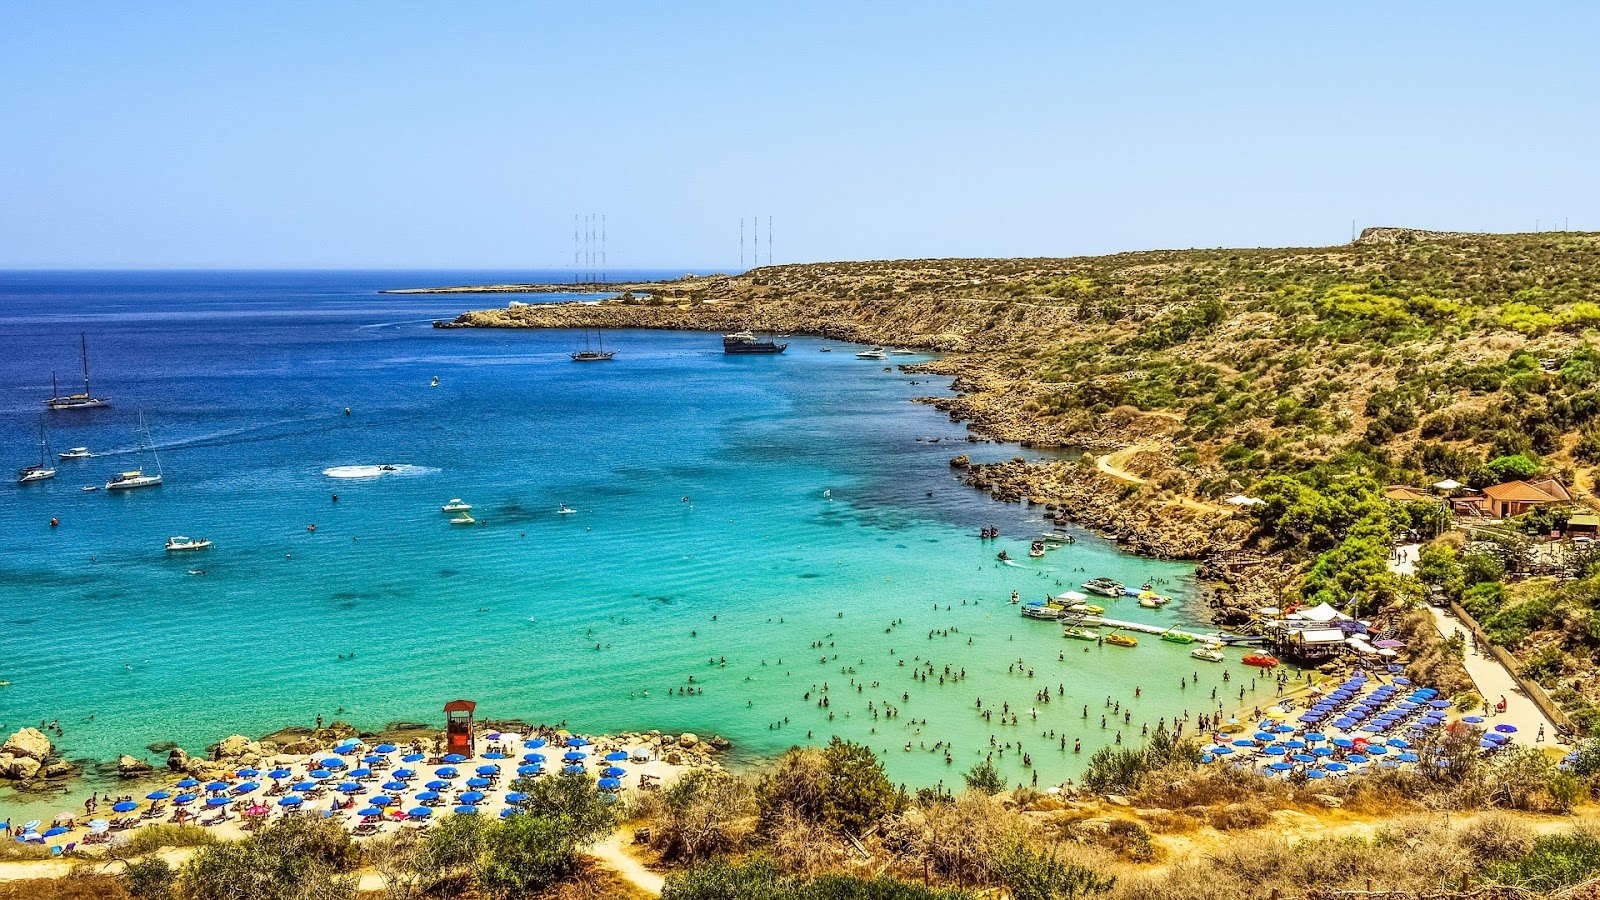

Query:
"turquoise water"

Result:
[[0, 271, 1281, 813]]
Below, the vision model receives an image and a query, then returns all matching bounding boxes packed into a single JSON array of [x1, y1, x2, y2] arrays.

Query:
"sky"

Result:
[[1, 1, 1595, 269]]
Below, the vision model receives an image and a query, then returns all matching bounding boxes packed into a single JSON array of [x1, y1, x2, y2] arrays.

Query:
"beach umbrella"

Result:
[[336, 782, 362, 793], [454, 806, 479, 814], [1201, 754, 1217, 764], [382, 781, 407, 792], [425, 780, 450, 790], [597, 776, 622, 789], [517, 765, 541, 776], [476, 765, 499, 775], [369, 796, 391, 806], [1333, 719, 1357, 730], [174, 794, 197, 805], [1229, 739, 1255, 748], [309, 769, 332, 780], [1387, 738, 1410, 748], [279, 796, 303, 806], [321, 758, 346, 769], [1347, 755, 1369, 764], [1262, 746, 1287, 756], [1494, 724, 1517, 734], [415, 791, 440, 801], [358, 807, 384, 817], [361, 755, 383, 765], [393, 768, 415, 779], [1480, 739, 1500, 749], [523, 753, 546, 764], [408, 807, 432, 818], [1462, 716, 1484, 724], [443, 754, 467, 763], [505, 792, 529, 803], [564, 751, 588, 761], [1393, 677, 1411, 685], [566, 737, 590, 748], [42, 827, 68, 838], [525, 739, 546, 749], [205, 797, 230, 808], [233, 782, 260, 793], [435, 767, 459, 778], [604, 766, 626, 777], [1366, 745, 1388, 755], [1397, 702, 1420, 710], [1292, 754, 1317, 763], [1428, 700, 1450, 709], [1253, 732, 1275, 741], [375, 744, 397, 753], [1212, 747, 1234, 755], [466, 778, 491, 788], [111, 801, 137, 813], [205, 781, 230, 792], [1283, 740, 1306, 750], [1324, 762, 1348, 772], [1484, 733, 1508, 744], [401, 753, 425, 763], [1312, 747, 1334, 757], [484, 752, 506, 760], [1307, 770, 1327, 779], [563, 765, 585, 775], [1266, 763, 1293, 772], [1362, 725, 1384, 733], [1331, 737, 1355, 748], [1303, 733, 1326, 742], [1298, 715, 1322, 724], [237, 768, 260, 777], [291, 782, 316, 792], [176, 778, 200, 788], [268, 769, 291, 780], [146, 791, 171, 800], [349, 768, 372, 778], [602, 750, 626, 762], [1397, 753, 1420, 762], [460, 791, 485, 803]]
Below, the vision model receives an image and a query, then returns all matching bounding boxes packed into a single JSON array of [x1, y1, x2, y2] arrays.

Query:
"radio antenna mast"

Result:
[[601, 214, 607, 284], [573, 214, 580, 283], [768, 216, 773, 265], [740, 218, 745, 270]]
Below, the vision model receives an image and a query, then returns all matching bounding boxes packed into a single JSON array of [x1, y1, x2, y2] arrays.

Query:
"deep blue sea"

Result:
[[0, 270, 1279, 813]]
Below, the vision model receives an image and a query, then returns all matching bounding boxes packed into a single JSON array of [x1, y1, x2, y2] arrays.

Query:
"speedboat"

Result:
[[80, 485, 98, 492], [106, 470, 162, 490], [441, 499, 472, 512], [888, 348, 916, 355], [1064, 627, 1100, 641], [1020, 602, 1061, 620], [1081, 578, 1123, 597], [1191, 647, 1226, 663], [557, 504, 576, 514], [1028, 541, 1045, 558], [59, 447, 91, 460], [166, 536, 212, 551], [855, 348, 888, 360], [431, 376, 439, 387], [1138, 591, 1171, 607], [1039, 532, 1074, 545], [450, 513, 475, 525]]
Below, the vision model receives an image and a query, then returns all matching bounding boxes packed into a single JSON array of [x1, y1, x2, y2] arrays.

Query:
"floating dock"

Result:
[[1073, 616, 1231, 643]]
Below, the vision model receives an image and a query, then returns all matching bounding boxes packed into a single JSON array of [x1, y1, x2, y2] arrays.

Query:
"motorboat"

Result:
[[855, 348, 888, 360], [450, 513, 476, 525], [1028, 541, 1045, 558], [81, 485, 98, 492], [996, 550, 1010, 561], [1081, 578, 1123, 597], [1242, 654, 1280, 669], [1191, 647, 1226, 663], [1064, 627, 1100, 641], [1039, 532, 1074, 545], [59, 447, 91, 460], [441, 499, 472, 512], [723, 331, 787, 354], [557, 504, 576, 514], [1020, 602, 1061, 620], [1103, 634, 1138, 647], [44, 334, 111, 410], [888, 348, 916, 355], [1066, 603, 1104, 615], [1159, 631, 1195, 644], [166, 536, 212, 551]]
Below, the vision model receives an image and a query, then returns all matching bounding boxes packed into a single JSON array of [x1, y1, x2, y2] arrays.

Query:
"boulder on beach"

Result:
[[2, 727, 54, 761], [167, 748, 191, 772], [42, 760, 74, 779], [708, 735, 731, 751], [118, 754, 154, 777], [0, 755, 41, 780], [210, 734, 260, 761], [678, 733, 699, 749]]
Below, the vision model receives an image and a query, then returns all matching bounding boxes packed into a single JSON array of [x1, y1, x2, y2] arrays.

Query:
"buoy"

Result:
[[49, 518, 58, 527]]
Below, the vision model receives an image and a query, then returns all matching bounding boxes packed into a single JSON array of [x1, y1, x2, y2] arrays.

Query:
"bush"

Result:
[[511, 771, 618, 846], [177, 816, 360, 900], [118, 824, 217, 857], [124, 858, 175, 900], [648, 769, 756, 863], [758, 739, 902, 837], [991, 840, 1115, 900], [962, 761, 1005, 796], [662, 856, 976, 900], [1485, 831, 1600, 891], [1082, 730, 1200, 794]]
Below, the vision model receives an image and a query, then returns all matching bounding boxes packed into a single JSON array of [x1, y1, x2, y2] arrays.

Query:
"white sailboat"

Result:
[[17, 418, 57, 483], [106, 413, 163, 491], [45, 333, 111, 410]]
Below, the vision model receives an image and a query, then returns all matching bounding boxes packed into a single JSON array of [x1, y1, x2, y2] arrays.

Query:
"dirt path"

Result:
[[1095, 444, 1229, 516], [591, 830, 665, 897]]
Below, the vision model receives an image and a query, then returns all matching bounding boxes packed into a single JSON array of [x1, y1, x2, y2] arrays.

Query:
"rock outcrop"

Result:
[[118, 754, 155, 777], [3, 728, 53, 761]]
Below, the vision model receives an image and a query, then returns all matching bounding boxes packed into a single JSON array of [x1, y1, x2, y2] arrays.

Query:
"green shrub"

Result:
[[1485, 832, 1600, 890], [124, 858, 175, 900], [117, 824, 217, 857], [662, 855, 975, 900], [991, 840, 1115, 900], [962, 761, 1005, 796]]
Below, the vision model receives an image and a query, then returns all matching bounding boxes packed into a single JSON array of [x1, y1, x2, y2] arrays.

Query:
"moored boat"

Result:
[[166, 536, 212, 551], [1190, 647, 1226, 663], [1065, 602, 1104, 615], [441, 499, 472, 512], [1081, 578, 1123, 597], [1028, 541, 1045, 558], [1039, 532, 1074, 545], [1159, 630, 1195, 644], [1103, 633, 1138, 647], [1021, 602, 1061, 620], [105, 413, 162, 490], [855, 347, 888, 360], [44, 334, 111, 410], [722, 331, 787, 354], [450, 513, 475, 525], [1242, 654, 1280, 669], [1064, 627, 1100, 641], [571, 330, 616, 361], [59, 447, 91, 460], [17, 418, 57, 483]]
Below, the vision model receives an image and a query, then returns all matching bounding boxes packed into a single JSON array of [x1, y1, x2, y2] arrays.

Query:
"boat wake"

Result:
[[322, 464, 438, 479]]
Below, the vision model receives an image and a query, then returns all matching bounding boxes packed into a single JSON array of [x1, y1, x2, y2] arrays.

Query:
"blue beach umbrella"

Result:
[[1201, 754, 1217, 763], [1397, 753, 1420, 762], [500, 808, 519, 817], [176, 779, 200, 788], [408, 807, 432, 818], [605, 751, 629, 762], [279, 796, 303, 806], [505, 792, 528, 803], [443, 754, 467, 764], [362, 755, 383, 764], [321, 758, 347, 769], [460, 791, 485, 804], [402, 753, 425, 763], [394, 768, 416, 778], [564, 751, 588, 761], [292, 782, 316, 792], [205, 781, 230, 792], [237, 768, 260, 778], [1312, 747, 1334, 757], [466, 777, 491, 788], [1346, 755, 1368, 764], [375, 744, 397, 753], [174, 794, 197, 805], [517, 765, 541, 776], [1393, 677, 1410, 685], [1366, 745, 1389, 755], [1331, 738, 1355, 748], [1495, 724, 1518, 734], [1462, 716, 1484, 724], [1298, 715, 1322, 723], [1333, 719, 1357, 730], [1480, 740, 1499, 749], [566, 737, 590, 747], [268, 769, 291, 780], [525, 739, 546, 749], [435, 767, 458, 778], [1253, 732, 1275, 741], [112, 802, 137, 813], [604, 766, 626, 777], [368, 796, 391, 806], [1362, 725, 1384, 733], [415, 791, 440, 801], [43, 827, 68, 838], [1262, 746, 1287, 756], [1308, 770, 1327, 779], [454, 806, 478, 814], [350, 768, 372, 778], [598, 777, 623, 789], [484, 752, 506, 760], [476, 765, 499, 775], [383, 782, 407, 792], [1304, 733, 1326, 742], [1324, 762, 1348, 772], [425, 780, 450, 790], [206, 797, 230, 807], [358, 807, 384, 817], [309, 770, 332, 780], [563, 765, 585, 775], [336, 783, 362, 793], [523, 753, 546, 764], [1211, 746, 1234, 755], [146, 791, 171, 800], [1230, 739, 1255, 748], [1292, 754, 1317, 763], [1283, 740, 1306, 749], [234, 782, 260, 794], [1387, 738, 1410, 748], [1428, 700, 1450, 709], [1266, 762, 1293, 772]]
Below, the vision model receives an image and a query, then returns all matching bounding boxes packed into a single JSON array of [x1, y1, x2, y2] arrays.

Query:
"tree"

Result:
[[821, 737, 903, 835], [477, 814, 579, 899], [1484, 453, 1541, 484], [178, 816, 360, 900], [962, 761, 1005, 796], [510, 771, 617, 846]]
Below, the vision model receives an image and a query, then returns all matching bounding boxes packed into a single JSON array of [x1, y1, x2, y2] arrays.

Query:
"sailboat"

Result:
[[105, 413, 163, 491], [570, 330, 616, 362], [17, 418, 57, 483], [45, 334, 111, 410]]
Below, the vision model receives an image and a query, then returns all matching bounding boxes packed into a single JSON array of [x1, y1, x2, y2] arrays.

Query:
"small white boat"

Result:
[[557, 504, 576, 514], [59, 447, 91, 460], [1081, 578, 1123, 597], [855, 348, 888, 360], [166, 536, 212, 551], [430, 376, 440, 387], [81, 485, 98, 492], [1190, 647, 1226, 663], [107, 470, 162, 490], [1021, 602, 1062, 620], [1028, 541, 1046, 558], [888, 348, 916, 355], [441, 499, 472, 512], [450, 513, 475, 525], [1039, 532, 1074, 545]]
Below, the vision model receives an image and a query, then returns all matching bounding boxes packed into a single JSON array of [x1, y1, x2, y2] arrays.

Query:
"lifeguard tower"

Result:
[[444, 699, 476, 757]]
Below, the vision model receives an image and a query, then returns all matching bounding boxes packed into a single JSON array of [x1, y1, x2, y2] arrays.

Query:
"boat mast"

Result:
[[81, 333, 91, 395]]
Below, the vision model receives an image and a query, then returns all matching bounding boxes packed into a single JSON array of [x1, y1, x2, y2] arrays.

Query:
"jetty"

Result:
[[1069, 616, 1242, 643]]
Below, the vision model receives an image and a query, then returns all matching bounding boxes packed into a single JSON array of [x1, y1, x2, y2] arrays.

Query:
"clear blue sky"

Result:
[[2, 2, 1594, 269]]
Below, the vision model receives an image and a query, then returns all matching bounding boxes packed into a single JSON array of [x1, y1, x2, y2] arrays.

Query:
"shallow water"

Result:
[[0, 271, 1284, 813]]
